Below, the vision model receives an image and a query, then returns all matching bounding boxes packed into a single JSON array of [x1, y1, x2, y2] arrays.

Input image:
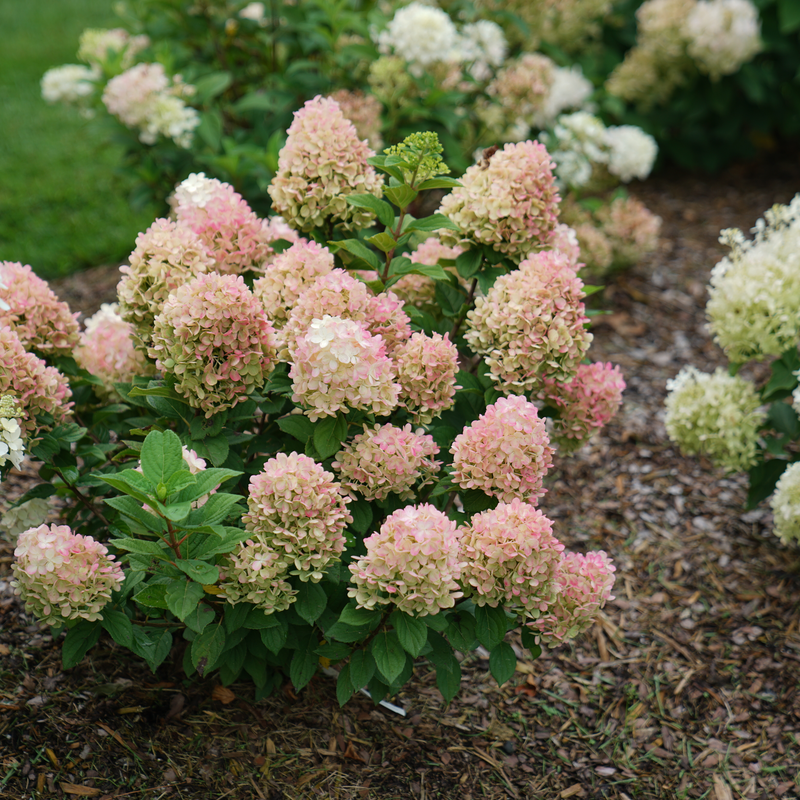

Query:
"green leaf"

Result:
[[417, 177, 462, 190], [336, 663, 355, 706], [384, 184, 418, 210], [133, 584, 169, 609], [746, 459, 789, 509], [519, 627, 542, 658], [462, 489, 499, 514], [98, 476, 157, 508], [105, 497, 165, 532], [779, 0, 800, 32], [244, 608, 283, 630], [447, 613, 478, 653], [295, 581, 327, 624], [62, 621, 102, 669], [435, 653, 461, 703], [193, 71, 233, 102], [391, 610, 428, 657], [405, 213, 460, 233], [130, 627, 173, 672], [455, 249, 482, 279], [346, 193, 395, 229], [112, 538, 169, 558], [161, 501, 193, 523], [225, 602, 251, 633], [191, 623, 226, 675], [101, 609, 133, 648], [333, 238, 381, 270], [316, 641, 352, 660], [174, 560, 220, 585], [197, 110, 223, 150], [475, 605, 508, 650], [762, 361, 798, 400], [139, 430, 184, 487], [768, 401, 800, 438], [195, 492, 243, 525], [184, 603, 216, 634], [367, 231, 397, 253], [260, 621, 288, 653], [277, 414, 315, 443], [290, 642, 320, 691], [349, 649, 376, 688], [371, 631, 405, 684], [166, 580, 205, 621], [489, 641, 516, 686], [30, 433, 60, 461], [163, 470, 196, 497], [314, 413, 349, 459], [338, 605, 382, 628]]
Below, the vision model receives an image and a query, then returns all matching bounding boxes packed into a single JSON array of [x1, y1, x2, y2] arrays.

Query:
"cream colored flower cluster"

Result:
[[11, 524, 124, 626], [41, 65, 100, 106], [0, 395, 25, 472], [465, 251, 592, 392], [770, 463, 800, 546], [1, 498, 50, 540], [78, 28, 150, 69], [707, 196, 800, 362], [664, 366, 765, 472], [333, 423, 440, 501]]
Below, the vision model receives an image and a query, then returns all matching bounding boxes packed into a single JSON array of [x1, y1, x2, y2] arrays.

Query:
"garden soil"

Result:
[[2, 155, 800, 800]]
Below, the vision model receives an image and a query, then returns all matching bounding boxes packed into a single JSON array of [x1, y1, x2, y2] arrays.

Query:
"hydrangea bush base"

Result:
[[3, 122, 622, 707]]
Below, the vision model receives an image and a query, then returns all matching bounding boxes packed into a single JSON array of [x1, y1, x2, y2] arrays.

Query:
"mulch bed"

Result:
[[2, 156, 800, 800]]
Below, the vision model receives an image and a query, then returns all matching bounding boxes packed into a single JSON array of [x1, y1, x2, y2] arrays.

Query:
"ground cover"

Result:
[[1, 156, 799, 800], [0, 0, 155, 278]]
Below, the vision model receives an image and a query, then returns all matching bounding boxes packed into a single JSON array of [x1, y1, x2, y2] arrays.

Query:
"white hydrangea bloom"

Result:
[[543, 111, 608, 188], [376, 2, 462, 74], [536, 65, 594, 128], [664, 366, 765, 472], [770, 462, 800, 545], [605, 125, 659, 182], [0, 396, 25, 471], [707, 195, 800, 362], [460, 20, 507, 80], [683, 0, 761, 79], [239, 2, 267, 23], [0, 277, 9, 312], [41, 64, 100, 105], [1, 498, 50, 540]]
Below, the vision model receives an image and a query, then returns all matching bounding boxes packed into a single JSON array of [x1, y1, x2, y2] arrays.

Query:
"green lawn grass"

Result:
[[0, 0, 155, 279]]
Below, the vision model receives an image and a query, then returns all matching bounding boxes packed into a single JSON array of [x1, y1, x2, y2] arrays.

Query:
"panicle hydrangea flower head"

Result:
[[459, 500, 565, 617], [595, 196, 661, 267], [78, 27, 150, 68], [174, 178, 274, 275], [281, 269, 410, 355], [605, 126, 658, 182], [1, 497, 50, 540], [74, 303, 152, 397], [348, 504, 463, 616], [328, 89, 384, 150], [383, 131, 450, 185], [239, 2, 267, 23], [541, 362, 626, 452], [243, 452, 351, 581], [574, 222, 614, 274], [438, 140, 560, 259], [706, 196, 800, 362], [268, 95, 383, 232], [148, 272, 277, 417], [529, 550, 616, 646], [0, 327, 73, 435], [290, 315, 400, 421], [376, 2, 462, 74], [394, 332, 459, 424], [0, 394, 25, 472], [770, 462, 800, 546], [683, 0, 761, 79], [219, 535, 296, 613], [0, 262, 80, 356], [465, 250, 592, 393], [664, 366, 765, 472], [117, 217, 213, 351], [550, 222, 582, 268], [11, 524, 124, 626], [253, 240, 335, 328], [333, 423, 440, 501], [537, 65, 594, 128], [102, 62, 199, 147], [543, 111, 610, 190], [451, 395, 555, 504], [41, 64, 100, 105], [460, 20, 507, 80]]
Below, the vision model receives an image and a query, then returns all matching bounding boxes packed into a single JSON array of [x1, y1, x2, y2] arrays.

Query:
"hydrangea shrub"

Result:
[[4, 125, 623, 706]]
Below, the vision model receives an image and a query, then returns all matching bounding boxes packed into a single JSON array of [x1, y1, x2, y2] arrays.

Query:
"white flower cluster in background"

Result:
[[239, 2, 267, 24], [536, 65, 595, 128], [707, 195, 800, 362], [460, 20, 508, 80], [0, 395, 25, 471], [41, 64, 100, 106], [172, 172, 220, 209], [770, 462, 800, 546], [605, 125, 659, 182], [683, 0, 761, 80]]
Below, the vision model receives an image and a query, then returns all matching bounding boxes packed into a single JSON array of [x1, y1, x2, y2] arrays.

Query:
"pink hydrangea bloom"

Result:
[[333, 423, 440, 501], [394, 332, 459, 424], [148, 273, 277, 417], [117, 218, 213, 351], [328, 88, 384, 150], [74, 303, 152, 397], [465, 250, 592, 393], [11, 524, 124, 626], [243, 452, 352, 581], [411, 237, 465, 267], [529, 550, 616, 646], [290, 315, 400, 421], [348, 504, 463, 616], [541, 362, 626, 451], [549, 223, 582, 268], [438, 141, 560, 259], [175, 178, 275, 275], [219, 536, 296, 614], [268, 95, 384, 231], [280, 269, 410, 355], [596, 195, 661, 267], [459, 500, 565, 617], [574, 222, 614, 274], [0, 326, 73, 435], [253, 240, 335, 329], [451, 395, 554, 504], [0, 262, 80, 356]]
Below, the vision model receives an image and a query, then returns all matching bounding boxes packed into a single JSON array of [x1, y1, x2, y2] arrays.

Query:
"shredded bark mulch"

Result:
[[2, 156, 800, 800]]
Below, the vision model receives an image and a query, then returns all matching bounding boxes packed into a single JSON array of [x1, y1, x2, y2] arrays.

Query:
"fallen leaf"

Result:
[[713, 775, 733, 800], [212, 685, 235, 704], [560, 785, 585, 798], [60, 784, 102, 796]]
